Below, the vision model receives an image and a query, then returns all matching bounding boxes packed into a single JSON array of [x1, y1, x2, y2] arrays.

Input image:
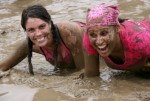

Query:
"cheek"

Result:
[[42, 28, 49, 35], [46, 31, 53, 42], [42, 28, 51, 38], [42, 24, 51, 35], [46, 28, 52, 36], [27, 33, 34, 40], [108, 33, 115, 42], [89, 37, 96, 45]]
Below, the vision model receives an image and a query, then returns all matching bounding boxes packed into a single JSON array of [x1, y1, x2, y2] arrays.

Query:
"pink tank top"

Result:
[[41, 42, 71, 63], [41, 21, 86, 64], [83, 19, 150, 70]]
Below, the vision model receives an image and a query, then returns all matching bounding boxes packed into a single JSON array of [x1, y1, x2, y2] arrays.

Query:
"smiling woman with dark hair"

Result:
[[0, 4, 85, 76]]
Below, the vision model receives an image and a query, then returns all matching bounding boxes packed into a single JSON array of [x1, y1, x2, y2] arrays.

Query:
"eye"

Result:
[[39, 24, 46, 30], [100, 30, 108, 36], [26, 28, 35, 33], [89, 32, 97, 38]]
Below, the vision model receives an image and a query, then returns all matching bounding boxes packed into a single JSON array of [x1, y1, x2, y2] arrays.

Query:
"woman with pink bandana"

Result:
[[84, 3, 150, 77]]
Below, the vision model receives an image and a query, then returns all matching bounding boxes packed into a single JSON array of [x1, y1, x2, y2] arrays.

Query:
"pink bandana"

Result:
[[86, 3, 120, 28]]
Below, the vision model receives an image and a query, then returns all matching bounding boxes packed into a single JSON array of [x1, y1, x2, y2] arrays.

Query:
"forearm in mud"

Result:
[[84, 52, 100, 77], [71, 44, 85, 71], [0, 39, 28, 71]]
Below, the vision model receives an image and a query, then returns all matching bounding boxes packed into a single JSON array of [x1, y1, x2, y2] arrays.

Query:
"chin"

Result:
[[37, 42, 47, 47], [98, 51, 110, 57], [38, 39, 50, 47], [39, 44, 46, 47], [98, 52, 105, 56]]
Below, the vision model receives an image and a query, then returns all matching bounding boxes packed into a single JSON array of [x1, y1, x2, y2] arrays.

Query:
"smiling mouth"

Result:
[[97, 44, 108, 51], [37, 37, 45, 43]]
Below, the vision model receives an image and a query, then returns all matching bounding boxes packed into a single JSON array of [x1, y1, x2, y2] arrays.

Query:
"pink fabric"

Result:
[[83, 19, 150, 70], [73, 21, 86, 27], [41, 21, 86, 63], [86, 3, 119, 28], [41, 42, 70, 63]]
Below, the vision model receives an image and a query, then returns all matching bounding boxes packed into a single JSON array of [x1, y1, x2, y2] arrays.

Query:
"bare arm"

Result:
[[69, 22, 85, 70], [84, 50, 100, 77], [0, 38, 28, 71], [58, 21, 85, 70], [63, 21, 100, 76]]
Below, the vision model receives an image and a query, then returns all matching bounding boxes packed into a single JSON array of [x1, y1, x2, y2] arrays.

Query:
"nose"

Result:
[[96, 36, 103, 45], [35, 29, 42, 36]]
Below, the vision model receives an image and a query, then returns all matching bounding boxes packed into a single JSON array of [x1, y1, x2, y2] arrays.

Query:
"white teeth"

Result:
[[37, 37, 44, 42], [97, 45, 106, 50]]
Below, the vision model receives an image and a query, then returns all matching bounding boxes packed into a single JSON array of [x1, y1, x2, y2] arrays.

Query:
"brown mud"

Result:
[[0, 0, 150, 101]]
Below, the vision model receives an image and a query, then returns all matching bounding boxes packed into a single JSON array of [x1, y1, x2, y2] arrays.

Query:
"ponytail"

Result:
[[50, 21, 61, 72], [27, 37, 34, 75]]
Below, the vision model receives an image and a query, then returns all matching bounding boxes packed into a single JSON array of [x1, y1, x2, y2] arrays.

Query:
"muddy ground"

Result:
[[0, 0, 150, 101]]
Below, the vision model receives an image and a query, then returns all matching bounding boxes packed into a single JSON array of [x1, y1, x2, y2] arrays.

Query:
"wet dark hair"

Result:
[[21, 5, 60, 75]]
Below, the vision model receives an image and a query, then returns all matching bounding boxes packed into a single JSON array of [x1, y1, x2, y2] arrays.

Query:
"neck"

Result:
[[43, 41, 55, 51]]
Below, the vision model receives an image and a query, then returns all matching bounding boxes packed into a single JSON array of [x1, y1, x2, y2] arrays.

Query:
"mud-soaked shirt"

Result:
[[40, 21, 85, 69], [41, 42, 71, 64], [83, 19, 150, 70]]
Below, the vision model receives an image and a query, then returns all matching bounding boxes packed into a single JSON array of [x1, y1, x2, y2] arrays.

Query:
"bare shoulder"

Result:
[[57, 20, 83, 48], [58, 20, 83, 35]]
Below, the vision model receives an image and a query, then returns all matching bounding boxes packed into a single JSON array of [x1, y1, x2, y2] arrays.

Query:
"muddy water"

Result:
[[0, 0, 150, 101]]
